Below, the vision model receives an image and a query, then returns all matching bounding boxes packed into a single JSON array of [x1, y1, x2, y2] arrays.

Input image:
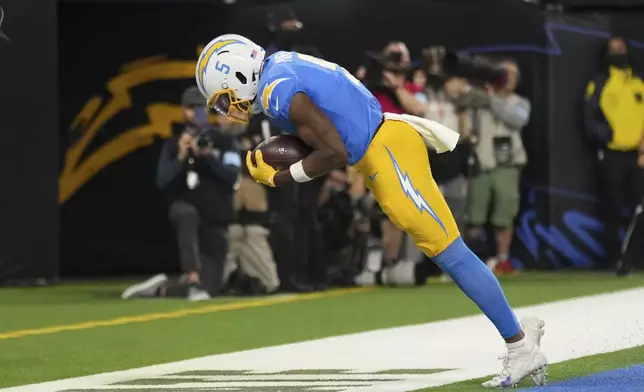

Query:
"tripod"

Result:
[[616, 196, 644, 277]]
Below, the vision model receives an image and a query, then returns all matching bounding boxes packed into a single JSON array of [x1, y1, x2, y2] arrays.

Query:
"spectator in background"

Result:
[[292, 46, 332, 291], [584, 36, 644, 274], [220, 113, 280, 295], [223, 172, 280, 295], [434, 76, 472, 229], [370, 42, 428, 116], [264, 9, 303, 57], [409, 46, 473, 282], [317, 169, 363, 286], [451, 58, 530, 275], [420, 46, 473, 231], [121, 86, 241, 301]]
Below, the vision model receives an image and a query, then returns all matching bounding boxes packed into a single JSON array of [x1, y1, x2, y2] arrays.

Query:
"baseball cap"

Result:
[[181, 86, 206, 107]]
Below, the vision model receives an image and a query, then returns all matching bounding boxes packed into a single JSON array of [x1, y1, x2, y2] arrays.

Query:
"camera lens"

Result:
[[197, 137, 209, 149]]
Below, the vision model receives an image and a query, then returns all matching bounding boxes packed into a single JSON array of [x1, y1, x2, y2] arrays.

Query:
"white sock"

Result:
[[506, 337, 526, 350], [381, 267, 391, 285]]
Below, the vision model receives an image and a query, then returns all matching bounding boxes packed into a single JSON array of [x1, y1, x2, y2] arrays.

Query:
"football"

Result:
[[252, 135, 312, 171]]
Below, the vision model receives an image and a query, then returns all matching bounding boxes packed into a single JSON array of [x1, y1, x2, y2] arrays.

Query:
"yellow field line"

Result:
[[0, 287, 374, 341]]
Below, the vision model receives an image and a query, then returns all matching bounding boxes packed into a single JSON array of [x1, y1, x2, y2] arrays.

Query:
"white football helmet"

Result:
[[196, 34, 265, 124]]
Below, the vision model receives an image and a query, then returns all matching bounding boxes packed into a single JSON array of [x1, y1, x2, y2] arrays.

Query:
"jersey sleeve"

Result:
[[258, 63, 302, 121]]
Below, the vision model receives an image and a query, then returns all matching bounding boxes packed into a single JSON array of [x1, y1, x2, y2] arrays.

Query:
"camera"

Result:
[[418, 46, 508, 88], [442, 52, 508, 87], [195, 128, 212, 150], [186, 127, 217, 162], [361, 50, 407, 91]]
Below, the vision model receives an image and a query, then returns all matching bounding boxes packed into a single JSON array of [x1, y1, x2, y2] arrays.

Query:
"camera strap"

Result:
[[469, 109, 481, 145], [465, 110, 482, 177]]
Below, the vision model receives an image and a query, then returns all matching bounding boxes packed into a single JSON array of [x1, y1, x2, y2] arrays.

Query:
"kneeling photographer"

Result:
[[122, 86, 241, 301]]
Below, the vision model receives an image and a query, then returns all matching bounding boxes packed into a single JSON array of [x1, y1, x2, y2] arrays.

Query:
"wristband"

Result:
[[289, 160, 313, 183]]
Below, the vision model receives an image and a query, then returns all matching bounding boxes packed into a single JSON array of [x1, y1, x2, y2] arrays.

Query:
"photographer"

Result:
[[360, 41, 428, 116], [420, 47, 473, 232], [263, 8, 303, 57], [122, 86, 241, 301], [448, 58, 530, 275], [223, 122, 280, 295], [398, 47, 473, 283], [318, 168, 373, 286]]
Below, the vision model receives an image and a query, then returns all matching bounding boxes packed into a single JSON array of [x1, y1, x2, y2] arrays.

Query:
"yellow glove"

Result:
[[246, 150, 277, 187]]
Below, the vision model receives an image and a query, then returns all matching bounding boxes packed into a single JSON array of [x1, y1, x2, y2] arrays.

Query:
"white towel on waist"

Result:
[[383, 112, 459, 153]]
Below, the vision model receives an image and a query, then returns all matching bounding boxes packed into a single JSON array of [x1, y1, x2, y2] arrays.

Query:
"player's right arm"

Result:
[[272, 92, 349, 187]]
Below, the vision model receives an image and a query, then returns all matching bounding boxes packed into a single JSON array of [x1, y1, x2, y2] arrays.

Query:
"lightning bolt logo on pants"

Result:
[[385, 146, 448, 236]]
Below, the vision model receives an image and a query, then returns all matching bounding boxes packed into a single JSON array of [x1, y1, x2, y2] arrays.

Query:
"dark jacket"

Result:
[[156, 127, 241, 225], [584, 73, 614, 146]]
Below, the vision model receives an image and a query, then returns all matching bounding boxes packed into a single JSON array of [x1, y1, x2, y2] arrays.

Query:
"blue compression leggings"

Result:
[[432, 236, 521, 339]]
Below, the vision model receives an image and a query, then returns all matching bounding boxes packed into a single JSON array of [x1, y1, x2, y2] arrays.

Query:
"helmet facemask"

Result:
[[208, 88, 254, 124], [206, 64, 261, 124]]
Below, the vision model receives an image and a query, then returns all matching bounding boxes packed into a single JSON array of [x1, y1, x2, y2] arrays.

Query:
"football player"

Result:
[[196, 34, 547, 388]]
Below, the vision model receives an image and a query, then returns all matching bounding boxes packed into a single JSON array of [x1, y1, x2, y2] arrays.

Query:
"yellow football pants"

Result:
[[353, 119, 460, 257]]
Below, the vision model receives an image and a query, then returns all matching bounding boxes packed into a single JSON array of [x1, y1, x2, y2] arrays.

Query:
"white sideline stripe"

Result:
[[3, 287, 644, 392], [152, 375, 429, 380]]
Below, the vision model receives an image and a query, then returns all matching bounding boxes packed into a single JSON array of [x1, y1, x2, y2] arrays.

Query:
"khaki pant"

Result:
[[224, 224, 280, 292], [467, 166, 520, 228]]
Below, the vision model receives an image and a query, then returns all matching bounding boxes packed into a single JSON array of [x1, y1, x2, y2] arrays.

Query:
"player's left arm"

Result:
[[272, 92, 349, 187]]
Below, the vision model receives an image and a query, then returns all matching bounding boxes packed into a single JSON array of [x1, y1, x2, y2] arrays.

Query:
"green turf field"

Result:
[[1, 272, 644, 391]]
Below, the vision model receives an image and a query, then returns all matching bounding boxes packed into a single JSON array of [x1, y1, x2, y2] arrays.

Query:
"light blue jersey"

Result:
[[257, 51, 383, 165]]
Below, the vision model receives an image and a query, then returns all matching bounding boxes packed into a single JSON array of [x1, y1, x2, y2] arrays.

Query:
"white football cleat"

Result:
[[482, 317, 548, 388], [354, 270, 377, 286], [188, 285, 211, 302], [521, 317, 548, 386], [121, 274, 168, 299]]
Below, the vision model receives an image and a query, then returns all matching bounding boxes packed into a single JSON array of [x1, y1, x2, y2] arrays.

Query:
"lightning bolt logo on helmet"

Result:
[[196, 34, 265, 124]]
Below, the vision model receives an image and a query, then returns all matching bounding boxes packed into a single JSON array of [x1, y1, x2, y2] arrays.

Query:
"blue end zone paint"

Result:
[[519, 364, 644, 391]]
